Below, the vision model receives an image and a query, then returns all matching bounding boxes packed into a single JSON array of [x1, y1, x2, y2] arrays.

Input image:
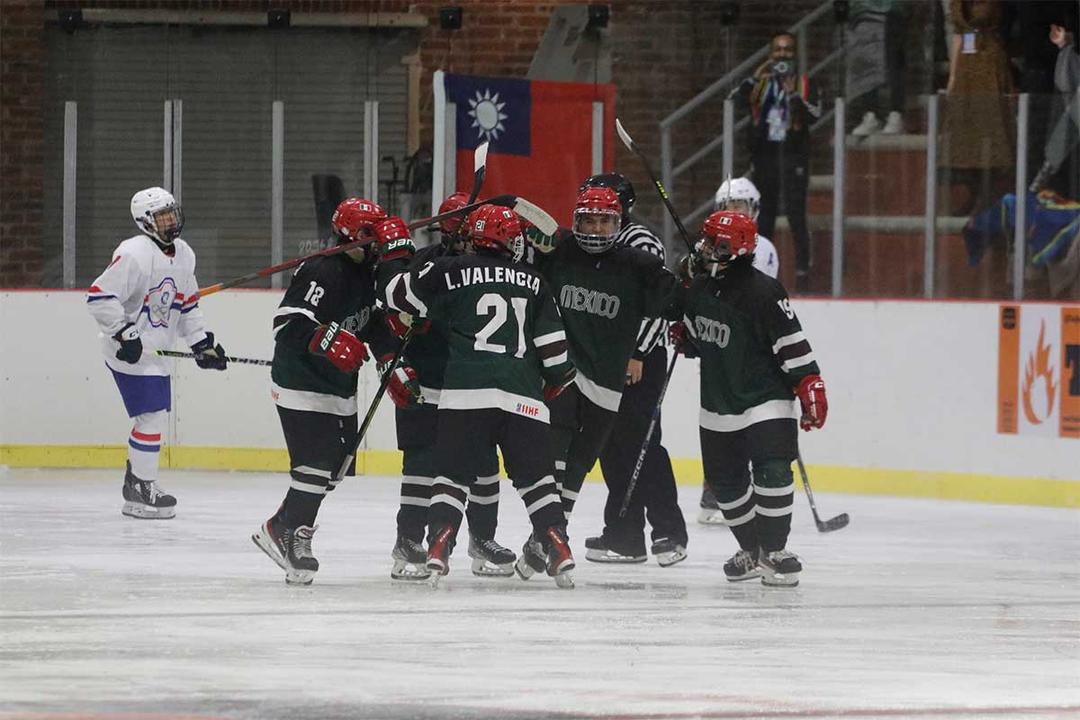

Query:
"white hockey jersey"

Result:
[[753, 234, 779, 279], [87, 235, 209, 377]]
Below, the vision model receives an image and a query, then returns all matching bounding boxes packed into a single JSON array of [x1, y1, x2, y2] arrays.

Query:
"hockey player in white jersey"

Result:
[[87, 187, 227, 519], [714, 177, 779, 280], [699, 177, 780, 524]]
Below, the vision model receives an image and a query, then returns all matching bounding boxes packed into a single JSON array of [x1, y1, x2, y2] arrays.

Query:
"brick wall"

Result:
[[0, 0, 46, 286], [3, 0, 855, 285]]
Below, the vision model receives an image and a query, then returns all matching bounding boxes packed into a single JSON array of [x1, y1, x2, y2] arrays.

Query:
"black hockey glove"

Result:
[[191, 332, 228, 371], [113, 323, 143, 364]]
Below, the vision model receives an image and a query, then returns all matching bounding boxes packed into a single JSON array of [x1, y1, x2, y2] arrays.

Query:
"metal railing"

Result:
[[658, 0, 840, 247]]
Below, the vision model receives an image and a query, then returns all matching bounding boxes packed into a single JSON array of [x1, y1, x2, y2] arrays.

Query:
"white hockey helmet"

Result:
[[131, 187, 183, 245], [714, 177, 760, 221]]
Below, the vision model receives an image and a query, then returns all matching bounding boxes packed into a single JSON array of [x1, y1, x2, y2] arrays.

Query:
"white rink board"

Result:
[[1, 291, 1077, 482]]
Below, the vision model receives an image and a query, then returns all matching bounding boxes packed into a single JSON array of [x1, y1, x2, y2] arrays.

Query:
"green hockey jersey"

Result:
[[532, 230, 676, 411], [271, 253, 395, 415], [382, 252, 573, 424], [672, 261, 821, 432]]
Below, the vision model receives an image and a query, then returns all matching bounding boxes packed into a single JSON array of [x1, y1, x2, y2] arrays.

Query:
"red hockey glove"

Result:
[[379, 355, 423, 408], [668, 321, 688, 348], [385, 312, 430, 338], [543, 368, 577, 403], [373, 217, 415, 261], [795, 374, 828, 431], [308, 322, 368, 373]]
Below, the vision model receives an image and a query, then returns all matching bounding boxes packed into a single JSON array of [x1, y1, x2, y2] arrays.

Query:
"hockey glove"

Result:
[[524, 225, 559, 254], [385, 312, 430, 338], [378, 354, 423, 409], [668, 322, 699, 358], [543, 368, 577, 403], [795, 374, 828, 431], [113, 323, 143, 364], [308, 322, 368, 374], [373, 217, 415, 262], [190, 332, 228, 371]]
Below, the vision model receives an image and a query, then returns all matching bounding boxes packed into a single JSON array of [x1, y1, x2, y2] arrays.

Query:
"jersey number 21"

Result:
[[475, 292, 527, 358]]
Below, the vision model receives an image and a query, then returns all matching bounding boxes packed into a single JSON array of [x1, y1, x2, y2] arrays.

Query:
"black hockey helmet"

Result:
[[579, 173, 634, 224]]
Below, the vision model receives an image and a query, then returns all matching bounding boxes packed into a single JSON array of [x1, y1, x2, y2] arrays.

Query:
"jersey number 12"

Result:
[[475, 293, 528, 358]]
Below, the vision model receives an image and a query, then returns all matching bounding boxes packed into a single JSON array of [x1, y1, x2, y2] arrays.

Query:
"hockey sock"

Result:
[[559, 462, 587, 521], [428, 476, 469, 541], [127, 410, 167, 481], [712, 481, 760, 551], [397, 474, 433, 542], [465, 473, 500, 540], [512, 474, 563, 534], [281, 488, 324, 528], [752, 459, 795, 552], [281, 463, 334, 527]]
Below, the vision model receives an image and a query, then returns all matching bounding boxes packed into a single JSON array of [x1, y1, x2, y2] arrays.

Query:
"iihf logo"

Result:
[[145, 277, 178, 328]]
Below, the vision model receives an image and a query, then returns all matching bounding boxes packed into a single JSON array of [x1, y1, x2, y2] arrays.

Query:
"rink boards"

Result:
[[1, 290, 1078, 507]]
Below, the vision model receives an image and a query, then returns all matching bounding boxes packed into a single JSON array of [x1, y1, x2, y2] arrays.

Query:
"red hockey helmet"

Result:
[[437, 191, 472, 236], [700, 210, 757, 271], [331, 198, 387, 244], [465, 204, 525, 262], [572, 186, 622, 254]]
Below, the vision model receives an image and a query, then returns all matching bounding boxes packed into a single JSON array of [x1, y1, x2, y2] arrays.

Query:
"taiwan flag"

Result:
[[435, 71, 616, 227]]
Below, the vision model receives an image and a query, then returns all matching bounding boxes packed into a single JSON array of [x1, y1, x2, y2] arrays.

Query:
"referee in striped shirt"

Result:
[[583, 174, 689, 567]]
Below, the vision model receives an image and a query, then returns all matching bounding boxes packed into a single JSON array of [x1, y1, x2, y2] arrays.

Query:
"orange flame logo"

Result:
[[1022, 320, 1056, 425]]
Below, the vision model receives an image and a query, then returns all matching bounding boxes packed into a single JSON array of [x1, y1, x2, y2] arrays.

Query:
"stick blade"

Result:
[[816, 513, 850, 533], [615, 118, 634, 151], [513, 197, 558, 236], [474, 141, 490, 173]]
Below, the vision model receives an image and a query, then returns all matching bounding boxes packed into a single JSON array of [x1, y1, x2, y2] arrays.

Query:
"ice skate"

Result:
[[543, 526, 576, 589], [468, 535, 516, 577], [251, 517, 319, 585], [391, 535, 431, 582], [584, 535, 647, 564], [697, 486, 726, 526], [121, 462, 176, 519], [514, 537, 547, 581], [426, 525, 455, 587], [723, 548, 761, 582], [650, 537, 688, 568], [759, 548, 801, 587]]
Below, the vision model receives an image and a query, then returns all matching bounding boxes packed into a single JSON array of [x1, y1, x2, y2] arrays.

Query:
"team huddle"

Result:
[[87, 174, 828, 589]]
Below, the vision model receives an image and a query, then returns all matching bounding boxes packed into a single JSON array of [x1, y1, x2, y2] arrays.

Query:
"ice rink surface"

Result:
[[1, 468, 1078, 720]]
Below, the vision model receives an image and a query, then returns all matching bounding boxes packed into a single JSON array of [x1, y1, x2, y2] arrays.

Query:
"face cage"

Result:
[[468, 233, 524, 262], [572, 210, 620, 255], [716, 198, 759, 221], [142, 206, 184, 244]]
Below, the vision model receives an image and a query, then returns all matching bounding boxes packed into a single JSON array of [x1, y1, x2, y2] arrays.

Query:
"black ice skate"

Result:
[[584, 535, 647, 564], [251, 516, 319, 585], [543, 526, 576, 589], [651, 537, 688, 568], [697, 485, 725, 526], [391, 535, 431, 582], [121, 462, 176, 519], [759, 549, 802, 587], [723, 548, 761, 582], [468, 535, 516, 577], [426, 525, 456, 587], [514, 537, 547, 581]]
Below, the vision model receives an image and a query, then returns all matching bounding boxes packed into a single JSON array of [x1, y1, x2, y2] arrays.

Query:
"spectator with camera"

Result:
[[732, 31, 822, 293]]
